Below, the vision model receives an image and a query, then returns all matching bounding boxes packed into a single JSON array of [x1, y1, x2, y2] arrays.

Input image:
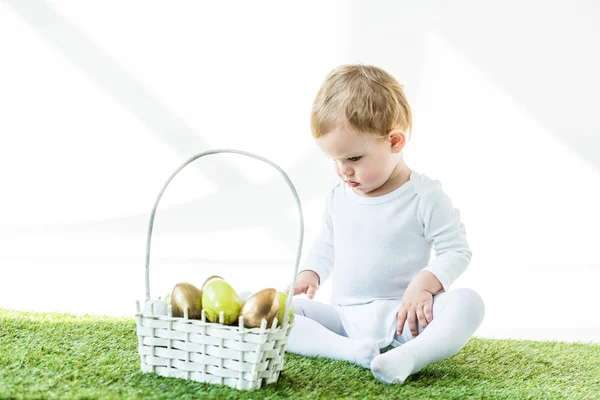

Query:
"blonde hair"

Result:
[[311, 64, 412, 139]]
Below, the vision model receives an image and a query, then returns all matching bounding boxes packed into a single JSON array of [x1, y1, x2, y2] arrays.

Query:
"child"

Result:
[[286, 64, 485, 384]]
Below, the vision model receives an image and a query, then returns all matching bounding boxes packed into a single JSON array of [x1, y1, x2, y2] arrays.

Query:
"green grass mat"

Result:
[[1, 309, 599, 399]]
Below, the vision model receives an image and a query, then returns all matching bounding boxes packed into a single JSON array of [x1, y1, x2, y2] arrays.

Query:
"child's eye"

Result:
[[348, 156, 362, 162]]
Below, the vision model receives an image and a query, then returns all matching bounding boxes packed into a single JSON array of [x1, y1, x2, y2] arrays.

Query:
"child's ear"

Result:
[[388, 129, 407, 153]]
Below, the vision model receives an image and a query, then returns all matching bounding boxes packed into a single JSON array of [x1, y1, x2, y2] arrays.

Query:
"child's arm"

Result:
[[290, 194, 335, 298], [409, 270, 443, 295], [420, 188, 472, 292], [398, 187, 472, 336]]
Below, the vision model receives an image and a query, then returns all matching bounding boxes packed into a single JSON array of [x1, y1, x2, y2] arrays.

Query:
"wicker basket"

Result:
[[135, 149, 303, 391]]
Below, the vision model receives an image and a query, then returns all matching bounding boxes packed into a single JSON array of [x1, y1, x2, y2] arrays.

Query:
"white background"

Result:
[[1, 0, 599, 343]]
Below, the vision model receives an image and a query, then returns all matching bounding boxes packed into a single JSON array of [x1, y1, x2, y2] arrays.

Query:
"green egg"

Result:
[[202, 279, 241, 325], [277, 291, 295, 325]]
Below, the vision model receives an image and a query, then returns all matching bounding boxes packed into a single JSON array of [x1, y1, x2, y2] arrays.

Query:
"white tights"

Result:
[[287, 288, 485, 384]]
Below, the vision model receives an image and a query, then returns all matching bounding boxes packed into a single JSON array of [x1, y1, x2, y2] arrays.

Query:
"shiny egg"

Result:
[[171, 282, 203, 319], [202, 278, 241, 325], [240, 288, 280, 328]]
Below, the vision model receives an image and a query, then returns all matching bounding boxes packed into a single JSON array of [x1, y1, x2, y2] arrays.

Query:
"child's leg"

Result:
[[370, 288, 485, 384], [287, 298, 380, 368]]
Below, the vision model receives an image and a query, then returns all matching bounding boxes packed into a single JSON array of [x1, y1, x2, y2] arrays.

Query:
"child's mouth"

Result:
[[346, 181, 359, 187]]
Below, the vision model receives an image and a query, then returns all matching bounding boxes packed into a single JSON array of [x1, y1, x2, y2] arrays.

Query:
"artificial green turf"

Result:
[[1, 309, 599, 399]]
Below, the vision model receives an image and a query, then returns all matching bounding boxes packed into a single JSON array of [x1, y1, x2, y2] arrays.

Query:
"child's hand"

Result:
[[396, 286, 434, 337], [285, 270, 320, 299]]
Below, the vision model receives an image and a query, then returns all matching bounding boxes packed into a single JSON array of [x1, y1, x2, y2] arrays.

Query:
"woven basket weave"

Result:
[[135, 149, 303, 391]]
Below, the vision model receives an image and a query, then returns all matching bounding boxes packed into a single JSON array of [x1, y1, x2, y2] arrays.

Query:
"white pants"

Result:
[[287, 288, 485, 375]]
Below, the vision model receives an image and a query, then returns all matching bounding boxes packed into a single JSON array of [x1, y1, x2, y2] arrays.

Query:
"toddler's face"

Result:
[[317, 123, 399, 197]]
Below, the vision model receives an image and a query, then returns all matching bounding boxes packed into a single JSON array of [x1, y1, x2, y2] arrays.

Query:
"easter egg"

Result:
[[237, 291, 253, 306], [171, 282, 203, 319], [202, 279, 241, 325], [143, 299, 168, 316], [277, 291, 295, 325], [201, 275, 225, 289], [240, 288, 279, 328]]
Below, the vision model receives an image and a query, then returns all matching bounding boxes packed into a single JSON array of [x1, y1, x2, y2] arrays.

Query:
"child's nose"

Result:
[[339, 164, 354, 177]]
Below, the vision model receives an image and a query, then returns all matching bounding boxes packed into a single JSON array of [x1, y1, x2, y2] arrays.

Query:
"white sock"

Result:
[[370, 344, 416, 384], [371, 288, 485, 384], [287, 315, 380, 368]]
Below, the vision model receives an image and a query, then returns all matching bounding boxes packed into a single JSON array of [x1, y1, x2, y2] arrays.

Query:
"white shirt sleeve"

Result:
[[298, 194, 335, 284], [420, 189, 472, 291]]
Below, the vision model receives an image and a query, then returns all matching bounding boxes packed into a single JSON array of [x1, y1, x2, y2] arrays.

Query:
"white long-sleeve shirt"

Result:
[[299, 170, 472, 347]]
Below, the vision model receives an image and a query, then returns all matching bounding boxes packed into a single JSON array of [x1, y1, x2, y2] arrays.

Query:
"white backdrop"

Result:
[[1, 0, 599, 343]]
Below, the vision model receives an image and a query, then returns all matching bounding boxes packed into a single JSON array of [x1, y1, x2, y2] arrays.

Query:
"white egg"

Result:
[[238, 291, 253, 306], [143, 299, 168, 316]]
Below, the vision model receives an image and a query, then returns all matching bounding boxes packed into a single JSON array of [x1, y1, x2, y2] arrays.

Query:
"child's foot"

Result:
[[353, 339, 380, 368], [370, 349, 416, 384]]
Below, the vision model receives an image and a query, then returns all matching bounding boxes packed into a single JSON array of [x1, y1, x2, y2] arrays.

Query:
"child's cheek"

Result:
[[360, 167, 386, 186], [358, 168, 376, 184]]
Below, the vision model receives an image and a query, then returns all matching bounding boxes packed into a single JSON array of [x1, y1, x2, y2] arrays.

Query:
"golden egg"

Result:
[[171, 282, 203, 319], [240, 288, 280, 328]]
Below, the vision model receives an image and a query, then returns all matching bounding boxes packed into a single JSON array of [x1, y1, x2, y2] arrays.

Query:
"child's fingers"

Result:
[[416, 308, 428, 332], [396, 309, 407, 335], [306, 284, 317, 299], [407, 311, 419, 337], [292, 284, 305, 296], [424, 303, 433, 323]]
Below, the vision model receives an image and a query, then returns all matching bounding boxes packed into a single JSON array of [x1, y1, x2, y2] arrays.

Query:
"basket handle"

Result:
[[145, 149, 303, 326]]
